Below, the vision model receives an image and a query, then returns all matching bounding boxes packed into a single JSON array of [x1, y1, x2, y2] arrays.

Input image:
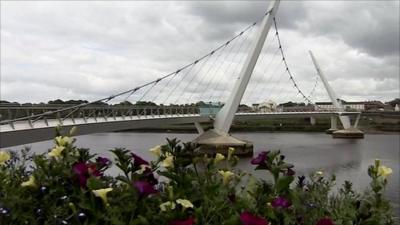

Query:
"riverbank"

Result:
[[118, 115, 400, 133]]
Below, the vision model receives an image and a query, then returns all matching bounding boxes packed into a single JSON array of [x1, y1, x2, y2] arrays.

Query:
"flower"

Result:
[[160, 201, 176, 211], [92, 188, 113, 206], [251, 151, 269, 165], [286, 168, 296, 176], [271, 196, 291, 209], [315, 171, 323, 176], [96, 157, 111, 168], [131, 152, 149, 167], [55, 136, 72, 146], [48, 146, 65, 158], [377, 165, 392, 178], [135, 164, 151, 174], [133, 180, 158, 197], [218, 170, 235, 185], [228, 147, 235, 161], [169, 217, 195, 225], [214, 153, 225, 164], [21, 176, 36, 187], [240, 211, 269, 225], [176, 199, 194, 209], [0, 151, 11, 165], [72, 162, 102, 187], [162, 153, 174, 168], [149, 145, 162, 157], [316, 217, 334, 225]]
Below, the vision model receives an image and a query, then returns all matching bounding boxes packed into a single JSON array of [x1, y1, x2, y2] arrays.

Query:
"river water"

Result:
[[9, 132, 400, 217]]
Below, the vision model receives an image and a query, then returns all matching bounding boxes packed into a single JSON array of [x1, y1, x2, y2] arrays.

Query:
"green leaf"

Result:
[[276, 176, 294, 193]]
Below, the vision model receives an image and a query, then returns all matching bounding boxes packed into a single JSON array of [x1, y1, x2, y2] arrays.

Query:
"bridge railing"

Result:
[[0, 104, 201, 126]]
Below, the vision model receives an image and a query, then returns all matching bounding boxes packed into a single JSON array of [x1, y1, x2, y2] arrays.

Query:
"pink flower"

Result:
[[251, 151, 269, 165], [133, 180, 157, 197], [240, 211, 269, 225], [316, 218, 334, 225], [271, 196, 291, 209], [169, 217, 195, 225]]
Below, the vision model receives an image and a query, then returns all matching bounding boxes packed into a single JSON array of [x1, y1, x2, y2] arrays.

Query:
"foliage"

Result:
[[0, 128, 395, 225]]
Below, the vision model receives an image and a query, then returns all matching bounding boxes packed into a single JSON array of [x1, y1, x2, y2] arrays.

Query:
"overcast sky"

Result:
[[1, 1, 399, 105]]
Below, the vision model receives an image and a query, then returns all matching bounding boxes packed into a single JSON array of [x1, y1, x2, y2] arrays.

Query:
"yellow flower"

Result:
[[218, 170, 235, 185], [55, 136, 72, 146], [315, 171, 323, 176], [0, 151, 11, 165], [377, 166, 393, 178], [162, 153, 174, 168], [176, 199, 194, 209], [227, 147, 235, 161], [214, 153, 225, 164], [48, 146, 65, 158], [160, 201, 176, 211], [92, 188, 113, 206], [21, 176, 36, 187], [149, 145, 162, 157]]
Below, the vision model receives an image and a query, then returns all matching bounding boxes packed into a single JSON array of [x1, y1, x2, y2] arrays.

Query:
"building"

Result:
[[258, 100, 277, 112], [315, 99, 365, 111]]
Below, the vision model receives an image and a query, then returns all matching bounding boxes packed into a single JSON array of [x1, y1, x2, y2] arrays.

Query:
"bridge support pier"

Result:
[[310, 117, 316, 126], [326, 116, 338, 134]]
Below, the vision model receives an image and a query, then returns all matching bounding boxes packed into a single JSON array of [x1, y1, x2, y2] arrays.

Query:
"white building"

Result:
[[258, 100, 277, 112]]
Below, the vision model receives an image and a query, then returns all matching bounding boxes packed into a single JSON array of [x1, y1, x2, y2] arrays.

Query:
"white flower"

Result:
[[135, 164, 150, 174], [48, 146, 65, 158], [21, 176, 36, 187], [55, 136, 72, 146], [214, 153, 225, 164], [92, 188, 113, 206], [162, 153, 174, 168], [149, 145, 162, 157], [218, 170, 235, 185], [0, 151, 11, 165], [176, 199, 194, 209], [160, 201, 176, 211]]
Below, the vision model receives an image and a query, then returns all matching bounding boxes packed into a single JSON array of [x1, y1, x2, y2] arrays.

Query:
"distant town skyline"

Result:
[[1, 1, 399, 104]]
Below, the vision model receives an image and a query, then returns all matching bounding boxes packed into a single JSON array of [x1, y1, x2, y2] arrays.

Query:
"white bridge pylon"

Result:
[[213, 0, 280, 133]]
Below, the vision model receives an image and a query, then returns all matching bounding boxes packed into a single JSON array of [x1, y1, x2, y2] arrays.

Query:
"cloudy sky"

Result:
[[1, 1, 399, 105]]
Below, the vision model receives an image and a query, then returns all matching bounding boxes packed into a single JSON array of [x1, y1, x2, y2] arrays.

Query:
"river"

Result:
[[9, 132, 400, 218]]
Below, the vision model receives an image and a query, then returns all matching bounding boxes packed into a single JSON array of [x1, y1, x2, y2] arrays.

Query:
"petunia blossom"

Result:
[[271, 196, 292, 209], [169, 217, 195, 225], [240, 211, 269, 225], [21, 175, 36, 187], [377, 165, 393, 178], [72, 162, 102, 187], [92, 188, 113, 206], [251, 151, 269, 165], [0, 151, 11, 165], [96, 157, 111, 168], [214, 153, 225, 164], [133, 180, 158, 197], [176, 199, 194, 209], [131, 153, 149, 167], [316, 217, 334, 225], [48, 146, 65, 158]]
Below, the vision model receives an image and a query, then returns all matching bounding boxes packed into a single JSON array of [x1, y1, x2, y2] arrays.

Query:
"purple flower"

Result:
[[133, 180, 157, 197], [131, 153, 149, 167], [316, 218, 334, 225], [240, 211, 269, 225], [286, 168, 296, 176], [271, 196, 291, 209], [96, 157, 111, 168], [142, 167, 158, 185], [169, 217, 195, 225], [251, 151, 269, 165]]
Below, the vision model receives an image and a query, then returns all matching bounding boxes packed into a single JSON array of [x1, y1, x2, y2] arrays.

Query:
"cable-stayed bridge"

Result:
[[0, 0, 363, 149]]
